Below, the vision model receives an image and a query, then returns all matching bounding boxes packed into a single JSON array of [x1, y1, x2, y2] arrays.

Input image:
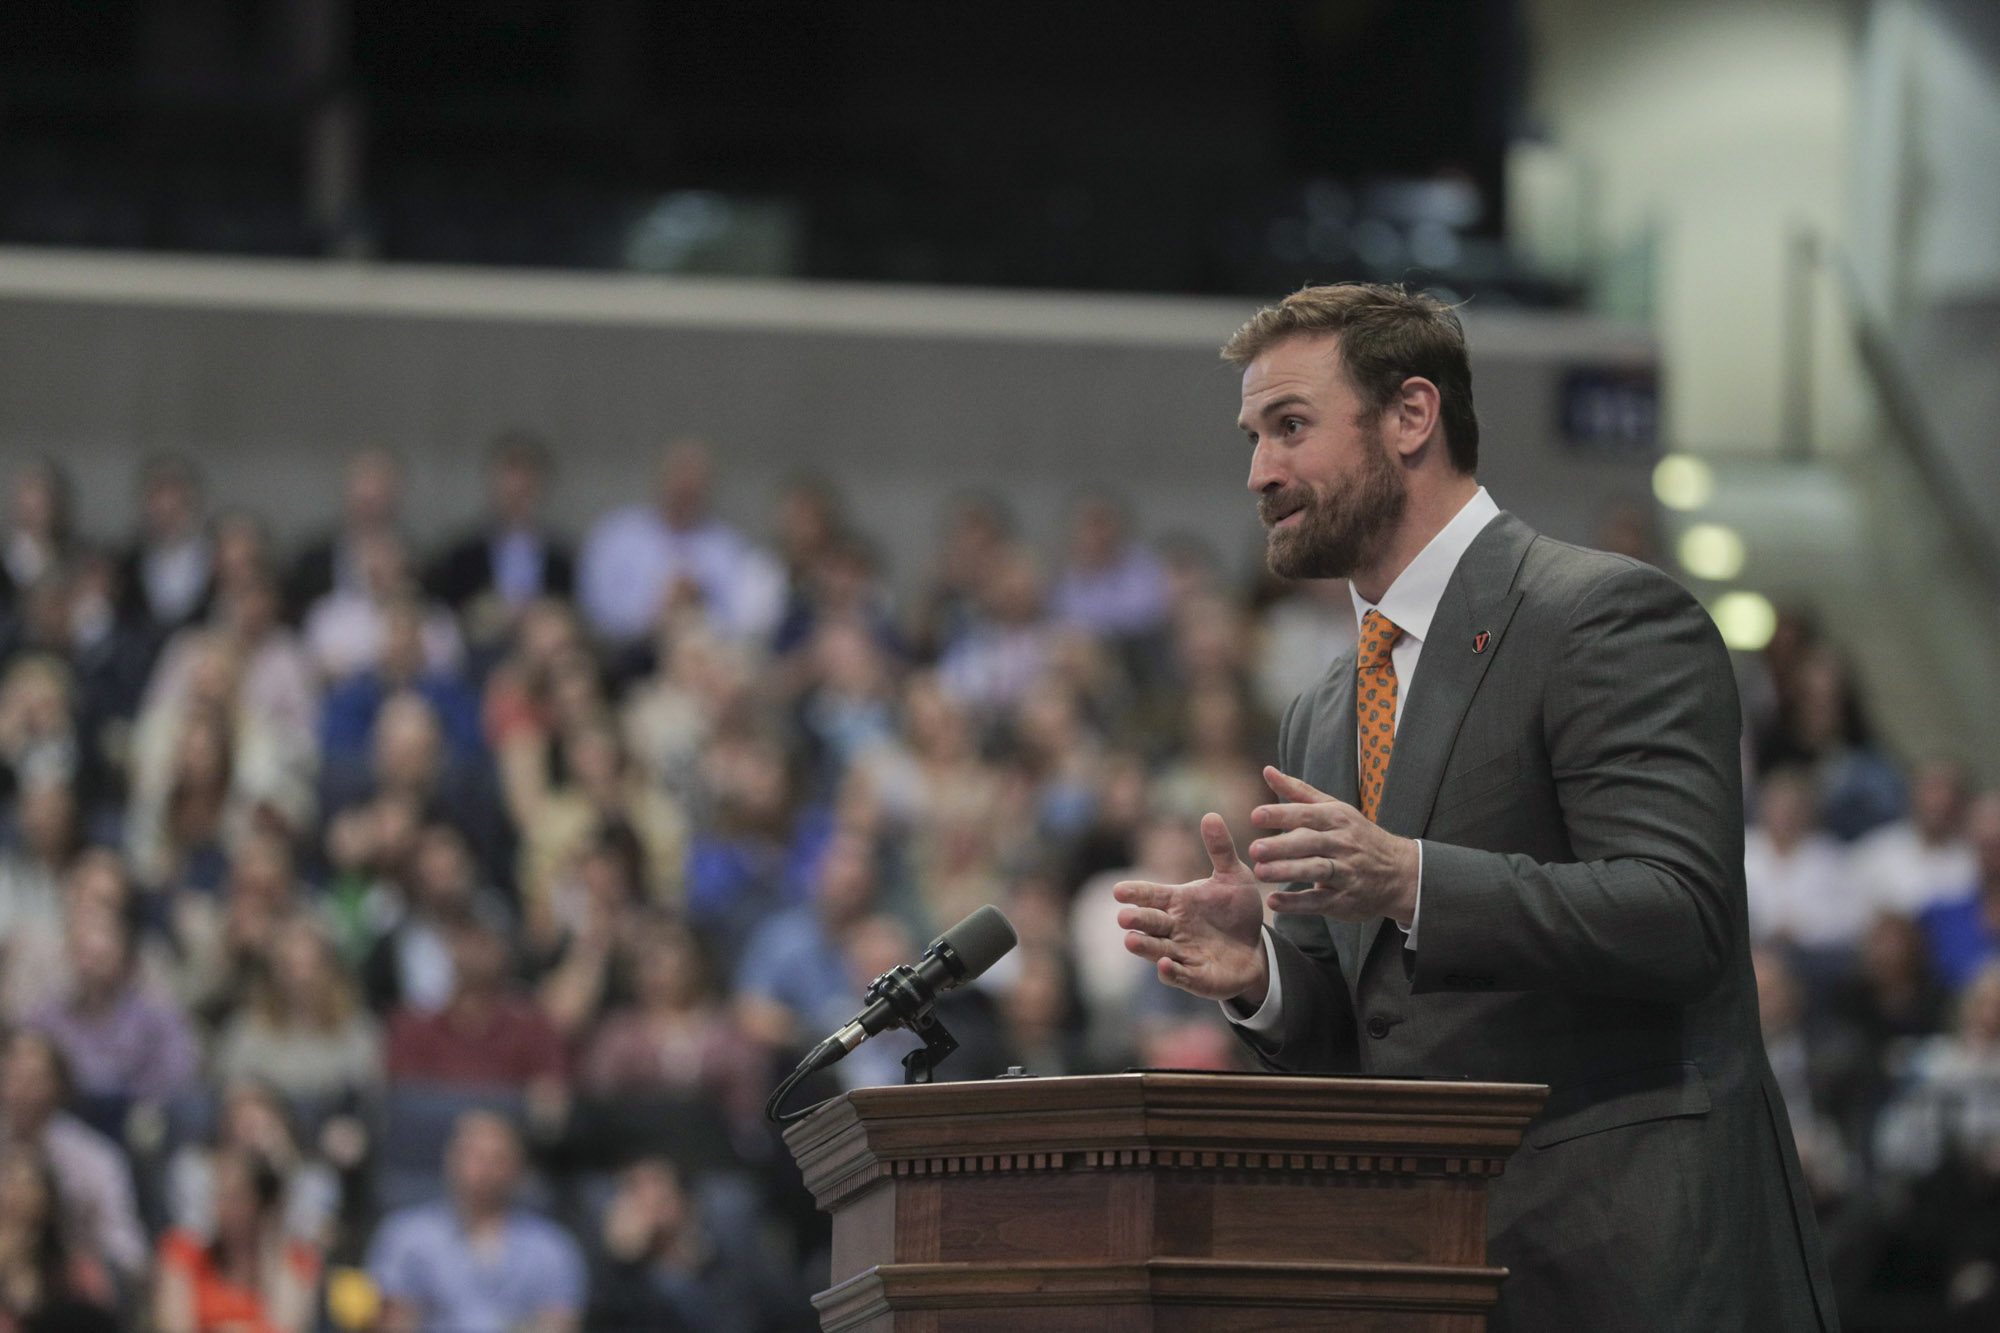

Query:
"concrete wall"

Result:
[[0, 249, 1655, 588], [1521, 0, 1869, 457]]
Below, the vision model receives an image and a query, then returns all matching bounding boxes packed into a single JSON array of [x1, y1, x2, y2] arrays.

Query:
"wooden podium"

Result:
[[783, 1071, 1548, 1332]]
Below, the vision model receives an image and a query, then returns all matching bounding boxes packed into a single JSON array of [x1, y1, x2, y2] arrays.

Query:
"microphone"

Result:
[[804, 905, 1018, 1076]]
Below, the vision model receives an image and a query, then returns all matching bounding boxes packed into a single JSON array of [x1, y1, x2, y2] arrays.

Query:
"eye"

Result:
[[1282, 417, 1305, 435]]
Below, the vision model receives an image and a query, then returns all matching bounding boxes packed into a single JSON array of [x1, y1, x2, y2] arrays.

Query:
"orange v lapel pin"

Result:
[[1472, 631, 1490, 654]]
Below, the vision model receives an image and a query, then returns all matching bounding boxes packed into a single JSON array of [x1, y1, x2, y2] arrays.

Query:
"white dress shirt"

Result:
[[1230, 487, 1501, 1035]]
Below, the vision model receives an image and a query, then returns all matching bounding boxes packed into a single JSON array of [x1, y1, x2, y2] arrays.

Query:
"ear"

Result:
[[1386, 376, 1443, 464]]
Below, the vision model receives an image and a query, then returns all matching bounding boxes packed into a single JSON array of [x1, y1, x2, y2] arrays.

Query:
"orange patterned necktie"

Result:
[[1356, 609, 1403, 822]]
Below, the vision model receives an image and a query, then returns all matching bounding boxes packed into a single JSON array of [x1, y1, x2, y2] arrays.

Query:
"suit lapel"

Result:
[[1353, 513, 1535, 969]]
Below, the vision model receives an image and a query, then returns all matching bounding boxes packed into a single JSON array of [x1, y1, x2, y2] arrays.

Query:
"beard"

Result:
[[1259, 424, 1407, 580]]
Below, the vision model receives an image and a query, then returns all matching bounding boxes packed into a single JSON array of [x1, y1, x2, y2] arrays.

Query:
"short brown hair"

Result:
[[1221, 283, 1478, 473]]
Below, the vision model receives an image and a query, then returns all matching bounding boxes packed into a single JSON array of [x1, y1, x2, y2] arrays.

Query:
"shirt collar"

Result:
[[1349, 486, 1501, 646]]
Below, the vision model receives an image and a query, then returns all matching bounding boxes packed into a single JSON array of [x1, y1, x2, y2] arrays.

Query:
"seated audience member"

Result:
[[935, 544, 1056, 715], [791, 618, 900, 804], [618, 625, 742, 800], [1875, 961, 2000, 1180], [0, 779, 76, 946], [576, 439, 784, 647], [127, 633, 316, 890], [906, 494, 1012, 664], [995, 945, 1088, 1078], [213, 916, 382, 1107], [319, 792, 421, 970], [319, 597, 483, 767], [515, 721, 689, 950], [386, 920, 566, 1092], [423, 432, 573, 638], [172, 827, 301, 1028], [1919, 792, 2000, 992], [118, 454, 214, 636], [361, 821, 510, 1016], [1252, 576, 1358, 720], [529, 830, 651, 1040], [1744, 767, 1868, 956], [0, 1032, 145, 1284], [366, 1111, 584, 1333], [1755, 643, 1906, 840], [1049, 494, 1170, 641], [685, 737, 805, 970], [1849, 757, 1977, 917], [322, 693, 508, 895], [1831, 911, 1950, 1058], [0, 657, 82, 807], [153, 1146, 320, 1333], [4, 850, 173, 1026], [733, 832, 880, 1059], [0, 1144, 115, 1331], [166, 1081, 342, 1250], [0, 459, 72, 621], [30, 904, 199, 1108], [303, 531, 463, 685], [585, 1156, 794, 1333], [580, 916, 764, 1129], [770, 532, 901, 665], [282, 446, 404, 623]]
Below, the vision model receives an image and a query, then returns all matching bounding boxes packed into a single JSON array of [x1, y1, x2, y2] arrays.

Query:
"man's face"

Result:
[[448, 1115, 521, 1212], [1238, 334, 1406, 580]]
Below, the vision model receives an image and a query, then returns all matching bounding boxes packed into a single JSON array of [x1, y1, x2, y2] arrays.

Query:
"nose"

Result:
[[1246, 439, 1285, 496]]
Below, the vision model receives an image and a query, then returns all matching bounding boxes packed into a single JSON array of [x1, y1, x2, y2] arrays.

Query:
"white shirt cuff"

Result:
[[1402, 840, 1423, 950], [1222, 842, 1423, 1034], [1222, 928, 1287, 1036]]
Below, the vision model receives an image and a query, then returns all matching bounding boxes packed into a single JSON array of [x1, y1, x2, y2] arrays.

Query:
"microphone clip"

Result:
[[859, 964, 960, 1085]]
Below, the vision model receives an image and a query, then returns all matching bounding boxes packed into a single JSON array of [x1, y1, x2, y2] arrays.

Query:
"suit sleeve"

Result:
[[1410, 563, 1742, 1004], [1232, 690, 1362, 1073]]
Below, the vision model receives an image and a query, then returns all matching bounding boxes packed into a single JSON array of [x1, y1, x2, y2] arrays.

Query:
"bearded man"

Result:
[[1114, 284, 1837, 1331]]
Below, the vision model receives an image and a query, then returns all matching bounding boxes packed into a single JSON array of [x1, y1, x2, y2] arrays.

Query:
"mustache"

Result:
[[1259, 483, 1317, 528]]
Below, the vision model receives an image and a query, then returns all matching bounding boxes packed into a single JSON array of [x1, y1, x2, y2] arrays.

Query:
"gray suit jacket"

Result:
[[1245, 513, 1838, 1331]]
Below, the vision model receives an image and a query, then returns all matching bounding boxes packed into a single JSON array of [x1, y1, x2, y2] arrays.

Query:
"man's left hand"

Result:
[[1248, 767, 1420, 928]]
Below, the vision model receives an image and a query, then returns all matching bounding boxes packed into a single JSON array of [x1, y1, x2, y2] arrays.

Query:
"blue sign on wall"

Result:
[[1559, 365, 1660, 456]]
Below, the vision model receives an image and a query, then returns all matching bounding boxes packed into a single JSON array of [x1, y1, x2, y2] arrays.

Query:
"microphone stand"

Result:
[[899, 1007, 958, 1086]]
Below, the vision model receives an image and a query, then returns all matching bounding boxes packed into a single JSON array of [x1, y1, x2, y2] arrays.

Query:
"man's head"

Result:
[[655, 439, 714, 529], [488, 431, 551, 530], [342, 448, 402, 532], [0, 1031, 71, 1132], [138, 455, 203, 545], [1225, 283, 1476, 582], [1972, 792, 2000, 894], [446, 1110, 524, 1217]]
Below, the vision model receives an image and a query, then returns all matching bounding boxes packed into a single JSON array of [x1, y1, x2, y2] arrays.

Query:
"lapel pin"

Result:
[[1472, 631, 1490, 654]]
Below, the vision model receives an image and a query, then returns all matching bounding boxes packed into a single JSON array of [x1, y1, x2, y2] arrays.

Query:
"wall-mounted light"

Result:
[[1677, 522, 1745, 581], [1652, 454, 1715, 511], [1711, 590, 1777, 652]]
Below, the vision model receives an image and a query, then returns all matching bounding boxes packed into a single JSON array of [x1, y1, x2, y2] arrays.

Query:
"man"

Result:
[[575, 439, 783, 646], [1114, 283, 1835, 1330], [1916, 791, 2000, 990], [118, 454, 214, 634], [423, 431, 574, 626], [367, 1110, 586, 1333], [284, 445, 405, 621]]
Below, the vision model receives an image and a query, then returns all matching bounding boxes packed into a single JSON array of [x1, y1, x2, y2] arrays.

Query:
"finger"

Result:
[[1250, 802, 1342, 833], [1265, 887, 1345, 915], [1124, 931, 1181, 965], [1254, 857, 1337, 884], [1198, 812, 1244, 877], [1248, 828, 1337, 863], [1113, 879, 1175, 908], [1116, 906, 1171, 937], [1264, 766, 1333, 804]]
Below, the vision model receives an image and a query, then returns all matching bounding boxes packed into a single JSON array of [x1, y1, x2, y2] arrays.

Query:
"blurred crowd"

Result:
[[0, 435, 1986, 1331]]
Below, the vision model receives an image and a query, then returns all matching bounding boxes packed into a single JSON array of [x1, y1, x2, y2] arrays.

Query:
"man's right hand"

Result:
[[1114, 812, 1270, 1007]]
